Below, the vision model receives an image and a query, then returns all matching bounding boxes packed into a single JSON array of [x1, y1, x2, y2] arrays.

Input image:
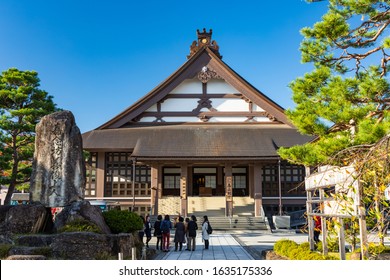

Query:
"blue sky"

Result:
[[0, 0, 328, 133]]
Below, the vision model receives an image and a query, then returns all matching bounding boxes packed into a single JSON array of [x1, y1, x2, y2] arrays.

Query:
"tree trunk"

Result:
[[4, 135, 19, 205], [374, 178, 384, 246], [4, 161, 18, 205]]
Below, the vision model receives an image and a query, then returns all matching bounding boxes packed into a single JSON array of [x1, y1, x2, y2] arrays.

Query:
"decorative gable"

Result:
[[138, 72, 275, 124], [98, 30, 292, 129]]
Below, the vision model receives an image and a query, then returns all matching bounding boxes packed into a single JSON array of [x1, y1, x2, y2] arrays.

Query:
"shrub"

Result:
[[0, 244, 12, 259], [315, 241, 323, 252], [102, 209, 143, 233], [326, 237, 339, 252], [299, 242, 310, 251], [273, 239, 339, 260], [58, 219, 102, 234], [368, 243, 386, 255], [274, 239, 298, 257]]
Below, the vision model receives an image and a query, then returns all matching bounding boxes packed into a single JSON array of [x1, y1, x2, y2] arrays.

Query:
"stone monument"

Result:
[[30, 110, 85, 206], [28, 110, 110, 234]]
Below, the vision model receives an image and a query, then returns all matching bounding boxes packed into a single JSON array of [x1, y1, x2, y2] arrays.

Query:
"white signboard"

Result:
[[305, 165, 359, 216], [385, 186, 390, 200], [305, 165, 357, 190]]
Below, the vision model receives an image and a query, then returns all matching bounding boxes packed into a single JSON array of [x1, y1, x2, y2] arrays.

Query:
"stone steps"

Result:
[[199, 216, 268, 230], [150, 215, 268, 230]]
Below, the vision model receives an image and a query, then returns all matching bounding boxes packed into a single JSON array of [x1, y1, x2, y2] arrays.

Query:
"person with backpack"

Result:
[[202, 215, 211, 250], [153, 215, 163, 250], [186, 215, 198, 251], [160, 214, 172, 252]]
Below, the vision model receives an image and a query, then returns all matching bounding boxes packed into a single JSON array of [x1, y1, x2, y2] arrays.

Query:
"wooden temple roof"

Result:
[[82, 124, 311, 160]]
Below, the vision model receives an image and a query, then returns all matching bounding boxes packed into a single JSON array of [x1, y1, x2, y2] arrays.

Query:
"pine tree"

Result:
[[279, 0, 390, 166], [0, 68, 57, 205]]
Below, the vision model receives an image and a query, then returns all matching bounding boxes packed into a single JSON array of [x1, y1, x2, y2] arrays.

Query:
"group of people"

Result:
[[138, 214, 212, 252]]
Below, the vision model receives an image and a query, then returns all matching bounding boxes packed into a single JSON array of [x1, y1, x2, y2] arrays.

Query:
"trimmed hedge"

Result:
[[102, 209, 143, 233], [274, 240, 339, 260]]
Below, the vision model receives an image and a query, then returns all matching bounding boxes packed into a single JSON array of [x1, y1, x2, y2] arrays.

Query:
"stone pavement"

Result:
[[150, 229, 390, 260], [154, 232, 254, 260]]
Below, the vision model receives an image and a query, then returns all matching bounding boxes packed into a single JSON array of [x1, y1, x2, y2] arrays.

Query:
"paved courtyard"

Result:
[[154, 232, 254, 260], [151, 229, 390, 260]]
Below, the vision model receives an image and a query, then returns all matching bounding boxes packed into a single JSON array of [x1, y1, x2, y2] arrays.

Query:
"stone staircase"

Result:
[[198, 216, 268, 230]]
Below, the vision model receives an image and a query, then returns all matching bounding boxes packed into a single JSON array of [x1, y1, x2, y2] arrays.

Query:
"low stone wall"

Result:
[[11, 232, 144, 260]]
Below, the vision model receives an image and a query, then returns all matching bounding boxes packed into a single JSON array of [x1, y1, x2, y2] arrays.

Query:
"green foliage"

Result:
[[282, 0, 390, 247], [315, 241, 323, 252], [355, 243, 390, 258], [367, 242, 387, 255], [102, 209, 143, 234], [299, 242, 311, 251], [58, 219, 102, 234], [0, 244, 12, 259], [326, 237, 340, 253], [273, 239, 298, 256], [280, 1, 390, 166], [0, 68, 57, 205], [274, 239, 339, 260], [344, 218, 360, 251]]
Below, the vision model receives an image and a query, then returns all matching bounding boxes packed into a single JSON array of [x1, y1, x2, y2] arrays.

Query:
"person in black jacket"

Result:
[[174, 216, 186, 251], [186, 215, 198, 251], [144, 215, 152, 248], [153, 215, 163, 250], [138, 215, 145, 245]]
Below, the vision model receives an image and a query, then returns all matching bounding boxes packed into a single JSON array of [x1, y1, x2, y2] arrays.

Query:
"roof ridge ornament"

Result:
[[187, 28, 222, 59]]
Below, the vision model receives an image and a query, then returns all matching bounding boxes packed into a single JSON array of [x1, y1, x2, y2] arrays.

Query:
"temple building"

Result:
[[82, 29, 311, 222]]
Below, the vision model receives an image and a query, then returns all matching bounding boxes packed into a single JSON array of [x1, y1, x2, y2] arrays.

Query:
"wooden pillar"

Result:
[[338, 218, 346, 260], [357, 180, 368, 259], [225, 163, 233, 217], [188, 166, 193, 196], [217, 166, 224, 196], [180, 163, 188, 217], [305, 166, 316, 251], [320, 189, 328, 255], [150, 164, 159, 215], [96, 152, 105, 198], [157, 165, 163, 199], [253, 163, 263, 217], [307, 190, 315, 251], [248, 165, 254, 198]]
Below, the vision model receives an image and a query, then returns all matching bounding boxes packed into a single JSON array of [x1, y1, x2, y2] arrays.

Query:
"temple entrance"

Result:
[[193, 174, 205, 196], [193, 174, 216, 196], [192, 167, 217, 196]]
